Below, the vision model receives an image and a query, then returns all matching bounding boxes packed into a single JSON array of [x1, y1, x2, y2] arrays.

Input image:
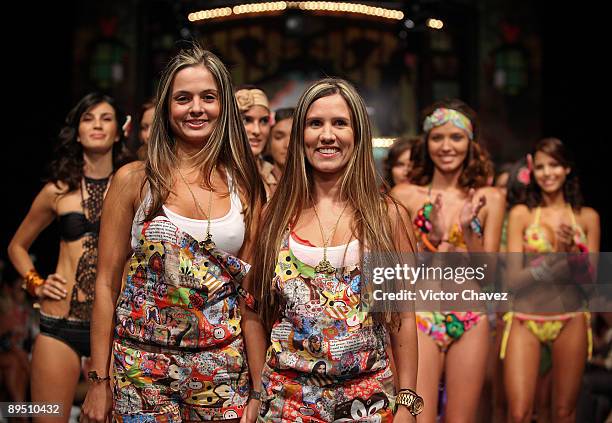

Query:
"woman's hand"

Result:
[[556, 223, 579, 252], [240, 398, 260, 423], [393, 405, 416, 422], [80, 381, 113, 423], [35, 273, 68, 300], [459, 188, 486, 233], [428, 193, 446, 243]]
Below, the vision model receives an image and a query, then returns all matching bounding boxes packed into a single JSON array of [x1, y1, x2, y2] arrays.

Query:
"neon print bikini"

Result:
[[523, 206, 587, 253], [413, 186, 484, 351], [499, 205, 592, 360], [413, 185, 483, 252]]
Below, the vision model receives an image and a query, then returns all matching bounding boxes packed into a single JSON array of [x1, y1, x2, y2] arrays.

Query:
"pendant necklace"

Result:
[[311, 199, 348, 275], [177, 167, 215, 249]]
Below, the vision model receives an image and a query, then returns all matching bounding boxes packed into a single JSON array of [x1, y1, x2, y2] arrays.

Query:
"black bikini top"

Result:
[[58, 176, 110, 242], [59, 212, 100, 241]]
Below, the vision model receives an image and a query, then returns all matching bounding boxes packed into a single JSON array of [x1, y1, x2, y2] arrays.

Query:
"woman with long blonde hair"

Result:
[[243, 78, 422, 422], [80, 44, 265, 423]]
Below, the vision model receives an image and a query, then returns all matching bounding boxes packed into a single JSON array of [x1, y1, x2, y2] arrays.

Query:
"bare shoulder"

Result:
[[114, 162, 146, 188], [389, 183, 428, 210], [476, 186, 504, 203], [115, 161, 146, 181], [40, 180, 69, 198], [389, 182, 418, 199], [111, 161, 147, 202], [577, 206, 600, 224], [508, 204, 530, 222]]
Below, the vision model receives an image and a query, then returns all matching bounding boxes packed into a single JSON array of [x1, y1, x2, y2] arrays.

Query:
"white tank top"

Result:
[[131, 173, 245, 256], [289, 234, 360, 268]]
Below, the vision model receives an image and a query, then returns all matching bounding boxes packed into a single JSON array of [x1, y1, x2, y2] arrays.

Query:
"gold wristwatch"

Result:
[[396, 388, 424, 416]]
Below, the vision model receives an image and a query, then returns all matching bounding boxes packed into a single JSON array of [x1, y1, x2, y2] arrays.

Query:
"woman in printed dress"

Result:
[[80, 44, 265, 422], [244, 78, 421, 422]]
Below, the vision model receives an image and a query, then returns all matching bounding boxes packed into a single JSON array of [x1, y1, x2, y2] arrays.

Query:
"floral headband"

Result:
[[235, 88, 270, 113], [423, 107, 474, 140]]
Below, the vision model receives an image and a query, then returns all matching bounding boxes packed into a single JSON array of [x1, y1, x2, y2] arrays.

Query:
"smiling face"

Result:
[[427, 121, 470, 173], [391, 148, 412, 185], [269, 118, 292, 167], [169, 64, 220, 148], [243, 105, 270, 156], [303, 93, 355, 177], [78, 101, 119, 154], [533, 150, 570, 194]]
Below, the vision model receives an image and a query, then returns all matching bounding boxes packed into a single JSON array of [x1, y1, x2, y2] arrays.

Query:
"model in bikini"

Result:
[[503, 137, 600, 423], [8, 93, 129, 422], [391, 99, 504, 422]]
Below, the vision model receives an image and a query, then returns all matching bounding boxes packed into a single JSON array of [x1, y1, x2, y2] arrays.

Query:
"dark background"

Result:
[[2, 1, 609, 282]]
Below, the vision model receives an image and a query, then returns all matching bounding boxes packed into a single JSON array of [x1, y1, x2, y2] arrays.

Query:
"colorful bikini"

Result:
[[412, 190, 484, 351], [413, 186, 482, 252], [499, 206, 592, 360]]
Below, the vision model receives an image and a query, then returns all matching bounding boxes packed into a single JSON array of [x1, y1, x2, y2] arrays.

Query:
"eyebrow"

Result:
[[83, 112, 115, 117], [305, 115, 350, 121], [172, 89, 218, 95]]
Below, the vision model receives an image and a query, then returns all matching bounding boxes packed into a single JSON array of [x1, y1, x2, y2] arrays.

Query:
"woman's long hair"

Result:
[[525, 137, 583, 210], [144, 43, 265, 230], [251, 78, 415, 331], [409, 98, 492, 188], [45, 92, 129, 191]]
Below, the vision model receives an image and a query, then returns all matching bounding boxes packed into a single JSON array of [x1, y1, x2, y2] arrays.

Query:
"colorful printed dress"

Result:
[[259, 232, 395, 423], [112, 191, 255, 422]]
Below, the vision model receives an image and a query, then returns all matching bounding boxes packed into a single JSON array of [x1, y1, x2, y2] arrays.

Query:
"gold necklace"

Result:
[[311, 200, 349, 274], [177, 168, 215, 249]]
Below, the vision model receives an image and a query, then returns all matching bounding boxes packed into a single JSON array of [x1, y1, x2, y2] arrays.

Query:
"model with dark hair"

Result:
[[7, 92, 130, 421], [391, 98, 505, 423], [384, 135, 420, 189], [503, 137, 600, 423]]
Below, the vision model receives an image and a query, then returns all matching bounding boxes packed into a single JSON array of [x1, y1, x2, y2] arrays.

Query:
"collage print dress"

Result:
[[112, 189, 256, 421], [259, 231, 395, 423]]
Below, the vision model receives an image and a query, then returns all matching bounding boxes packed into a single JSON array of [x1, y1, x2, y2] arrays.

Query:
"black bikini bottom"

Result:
[[39, 312, 90, 357]]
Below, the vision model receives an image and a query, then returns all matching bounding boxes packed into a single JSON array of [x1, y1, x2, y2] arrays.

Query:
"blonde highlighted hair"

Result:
[[251, 78, 415, 330], [144, 43, 265, 230]]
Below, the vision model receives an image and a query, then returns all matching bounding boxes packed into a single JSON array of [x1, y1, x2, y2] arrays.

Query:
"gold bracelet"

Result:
[[23, 269, 44, 296]]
